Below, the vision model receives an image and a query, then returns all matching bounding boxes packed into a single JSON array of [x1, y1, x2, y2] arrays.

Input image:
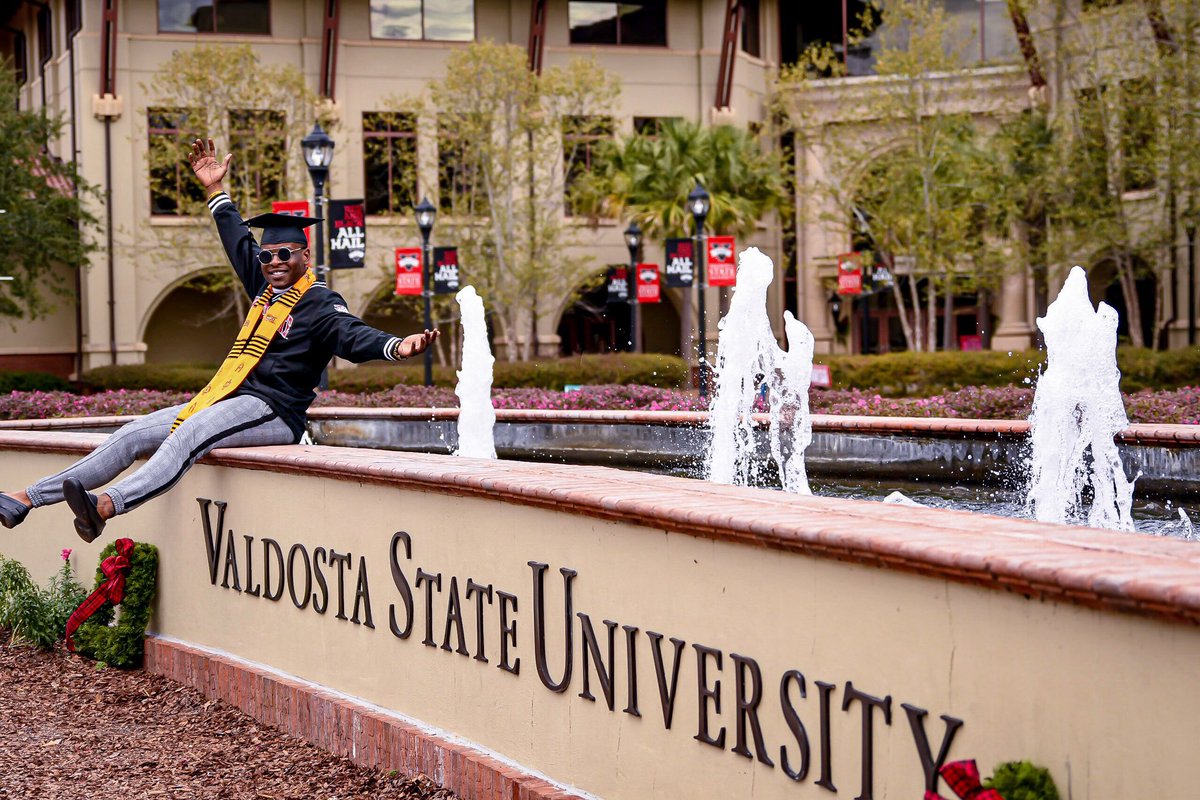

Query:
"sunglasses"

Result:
[[257, 247, 303, 265]]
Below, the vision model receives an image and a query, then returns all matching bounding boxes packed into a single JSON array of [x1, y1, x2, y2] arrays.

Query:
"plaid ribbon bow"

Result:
[[924, 760, 1004, 800], [65, 538, 135, 652]]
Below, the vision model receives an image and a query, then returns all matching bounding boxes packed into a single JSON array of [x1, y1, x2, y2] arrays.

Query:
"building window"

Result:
[[1121, 79, 1155, 191], [370, 0, 475, 42], [740, 0, 760, 58], [568, 1, 666, 47], [563, 115, 613, 216], [437, 117, 486, 215], [229, 109, 286, 212], [10, 32, 28, 86], [632, 116, 679, 138], [158, 0, 271, 35], [363, 112, 418, 216], [149, 108, 206, 216], [780, 1, 1017, 75], [37, 7, 52, 67]]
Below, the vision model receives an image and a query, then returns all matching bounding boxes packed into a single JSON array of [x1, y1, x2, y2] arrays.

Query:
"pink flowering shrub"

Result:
[[0, 389, 190, 420], [1, 385, 1196, 424]]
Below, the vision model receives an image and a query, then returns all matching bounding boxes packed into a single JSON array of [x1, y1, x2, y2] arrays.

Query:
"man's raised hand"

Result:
[[188, 138, 233, 193]]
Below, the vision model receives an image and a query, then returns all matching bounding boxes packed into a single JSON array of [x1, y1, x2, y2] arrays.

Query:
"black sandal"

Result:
[[62, 478, 106, 543], [0, 493, 30, 529]]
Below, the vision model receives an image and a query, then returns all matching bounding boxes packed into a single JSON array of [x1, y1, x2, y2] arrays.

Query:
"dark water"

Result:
[[629, 463, 1197, 540]]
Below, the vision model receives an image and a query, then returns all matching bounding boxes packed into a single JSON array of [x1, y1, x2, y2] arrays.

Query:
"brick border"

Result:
[[144, 637, 586, 800]]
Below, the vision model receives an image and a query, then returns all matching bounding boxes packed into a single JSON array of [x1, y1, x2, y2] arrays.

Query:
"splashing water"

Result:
[[706, 247, 814, 493], [1025, 266, 1134, 530], [454, 286, 496, 459], [1178, 509, 1196, 541]]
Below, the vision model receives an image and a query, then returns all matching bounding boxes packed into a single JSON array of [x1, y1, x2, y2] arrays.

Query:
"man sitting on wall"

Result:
[[0, 138, 438, 541]]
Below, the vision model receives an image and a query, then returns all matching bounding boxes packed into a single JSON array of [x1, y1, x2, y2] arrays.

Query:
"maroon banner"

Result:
[[663, 238, 695, 287], [607, 266, 630, 304], [328, 198, 366, 269], [837, 252, 863, 296], [432, 246, 461, 295], [271, 200, 312, 245], [394, 247, 423, 296], [636, 263, 661, 303], [707, 236, 736, 286]]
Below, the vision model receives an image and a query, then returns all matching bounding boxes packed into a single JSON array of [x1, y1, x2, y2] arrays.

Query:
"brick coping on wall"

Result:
[[3, 429, 1200, 627], [2, 409, 1197, 447], [144, 636, 592, 800]]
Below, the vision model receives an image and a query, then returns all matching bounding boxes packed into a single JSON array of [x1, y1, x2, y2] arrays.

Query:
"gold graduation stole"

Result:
[[170, 270, 317, 433]]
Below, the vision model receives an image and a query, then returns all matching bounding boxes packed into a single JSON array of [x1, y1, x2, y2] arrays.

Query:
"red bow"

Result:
[[924, 760, 1004, 800], [65, 538, 135, 652]]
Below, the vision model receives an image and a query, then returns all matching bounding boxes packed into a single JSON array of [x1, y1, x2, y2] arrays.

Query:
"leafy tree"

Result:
[[141, 44, 333, 321], [579, 118, 788, 241], [0, 64, 97, 322], [411, 41, 620, 362], [775, 0, 1001, 352]]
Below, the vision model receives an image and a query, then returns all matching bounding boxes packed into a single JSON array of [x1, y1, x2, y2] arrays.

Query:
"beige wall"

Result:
[[3, 442, 1200, 799]]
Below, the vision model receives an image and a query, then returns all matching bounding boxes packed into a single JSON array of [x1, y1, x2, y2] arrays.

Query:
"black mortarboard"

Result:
[[242, 212, 322, 246]]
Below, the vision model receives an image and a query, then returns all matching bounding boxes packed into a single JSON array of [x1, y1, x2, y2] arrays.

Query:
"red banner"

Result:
[[837, 252, 863, 296], [636, 263, 661, 303], [271, 200, 312, 244], [707, 236, 736, 286], [394, 247, 423, 296]]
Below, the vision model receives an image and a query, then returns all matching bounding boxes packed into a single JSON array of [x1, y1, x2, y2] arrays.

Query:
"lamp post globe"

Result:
[[414, 197, 437, 386], [687, 182, 711, 224], [624, 221, 642, 352], [687, 182, 711, 397], [301, 122, 335, 177]]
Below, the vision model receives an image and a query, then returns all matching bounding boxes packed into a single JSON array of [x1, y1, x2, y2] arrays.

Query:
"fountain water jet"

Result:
[[706, 247, 814, 493], [454, 285, 496, 459], [1025, 266, 1134, 530]]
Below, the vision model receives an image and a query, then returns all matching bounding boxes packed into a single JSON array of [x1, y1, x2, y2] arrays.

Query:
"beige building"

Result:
[[0, 0, 1194, 377]]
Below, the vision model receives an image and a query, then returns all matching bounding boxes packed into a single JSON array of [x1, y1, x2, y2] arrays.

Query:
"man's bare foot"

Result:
[[96, 494, 115, 520], [5, 490, 31, 506]]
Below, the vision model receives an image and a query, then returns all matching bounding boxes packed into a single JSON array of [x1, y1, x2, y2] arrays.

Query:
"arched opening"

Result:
[[359, 281, 426, 339], [142, 270, 244, 364], [556, 275, 682, 356], [1088, 256, 1157, 347]]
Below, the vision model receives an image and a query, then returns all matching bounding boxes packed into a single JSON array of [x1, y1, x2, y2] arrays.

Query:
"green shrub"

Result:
[[0, 554, 88, 649], [817, 350, 1044, 397], [72, 540, 158, 669], [83, 363, 217, 392], [817, 347, 1198, 397], [85, 354, 689, 393], [985, 761, 1060, 800], [0, 370, 72, 393]]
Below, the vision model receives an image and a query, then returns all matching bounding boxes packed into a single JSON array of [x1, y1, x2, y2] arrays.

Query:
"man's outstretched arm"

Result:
[[189, 138, 265, 298]]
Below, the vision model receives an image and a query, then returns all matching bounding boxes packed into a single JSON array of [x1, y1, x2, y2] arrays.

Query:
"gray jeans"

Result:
[[26, 395, 295, 515]]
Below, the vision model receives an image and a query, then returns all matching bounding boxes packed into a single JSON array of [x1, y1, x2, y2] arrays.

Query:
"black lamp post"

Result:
[[688, 182, 711, 398], [624, 221, 642, 352], [414, 197, 437, 386], [301, 122, 334, 284], [302, 122, 335, 389]]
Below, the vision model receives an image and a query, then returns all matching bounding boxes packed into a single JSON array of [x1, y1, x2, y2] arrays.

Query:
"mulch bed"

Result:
[[0, 633, 459, 800]]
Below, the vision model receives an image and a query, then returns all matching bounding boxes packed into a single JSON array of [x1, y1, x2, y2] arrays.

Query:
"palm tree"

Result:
[[578, 119, 787, 239]]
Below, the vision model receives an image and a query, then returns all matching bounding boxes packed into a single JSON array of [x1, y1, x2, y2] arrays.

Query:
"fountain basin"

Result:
[[4, 410, 1196, 498], [2, 428, 1200, 799]]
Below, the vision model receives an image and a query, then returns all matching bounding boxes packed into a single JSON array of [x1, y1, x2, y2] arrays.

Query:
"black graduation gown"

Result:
[[206, 191, 401, 439]]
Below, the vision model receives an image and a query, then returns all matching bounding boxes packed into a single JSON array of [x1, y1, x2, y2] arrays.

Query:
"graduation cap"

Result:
[[242, 212, 322, 246]]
